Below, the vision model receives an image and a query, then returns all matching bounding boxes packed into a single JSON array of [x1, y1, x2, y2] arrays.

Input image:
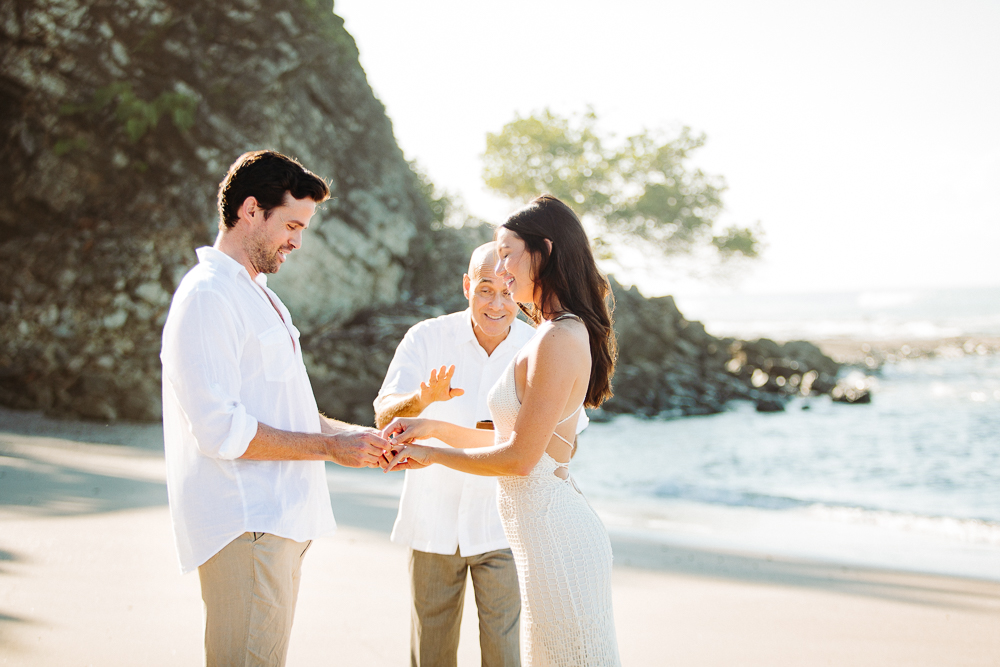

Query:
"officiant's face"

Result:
[[464, 260, 517, 341]]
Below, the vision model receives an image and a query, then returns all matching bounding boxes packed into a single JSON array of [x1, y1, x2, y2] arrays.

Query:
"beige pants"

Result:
[[198, 532, 312, 667], [410, 547, 521, 667]]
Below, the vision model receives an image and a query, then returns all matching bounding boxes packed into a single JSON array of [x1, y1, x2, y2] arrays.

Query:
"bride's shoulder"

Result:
[[534, 317, 589, 358]]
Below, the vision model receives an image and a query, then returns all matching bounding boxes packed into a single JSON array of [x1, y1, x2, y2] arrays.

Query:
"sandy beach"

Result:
[[1, 406, 999, 666]]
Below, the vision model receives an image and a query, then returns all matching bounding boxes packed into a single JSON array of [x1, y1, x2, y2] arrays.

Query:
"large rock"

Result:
[[303, 271, 847, 427], [599, 278, 843, 418], [0, 0, 433, 420]]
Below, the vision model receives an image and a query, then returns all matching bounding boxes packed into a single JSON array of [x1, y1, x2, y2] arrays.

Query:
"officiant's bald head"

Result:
[[464, 242, 518, 353]]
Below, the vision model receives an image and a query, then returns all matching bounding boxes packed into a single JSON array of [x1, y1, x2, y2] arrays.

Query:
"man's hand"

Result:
[[323, 430, 391, 469], [419, 365, 464, 408], [373, 366, 465, 429]]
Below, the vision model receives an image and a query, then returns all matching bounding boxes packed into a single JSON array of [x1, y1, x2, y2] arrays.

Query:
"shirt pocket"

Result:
[[257, 324, 296, 383]]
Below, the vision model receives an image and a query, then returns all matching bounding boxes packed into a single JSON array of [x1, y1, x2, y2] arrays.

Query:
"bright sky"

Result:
[[334, 0, 1000, 298]]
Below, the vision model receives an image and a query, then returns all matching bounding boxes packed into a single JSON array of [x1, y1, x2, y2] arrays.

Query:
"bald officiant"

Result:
[[376, 242, 588, 667]]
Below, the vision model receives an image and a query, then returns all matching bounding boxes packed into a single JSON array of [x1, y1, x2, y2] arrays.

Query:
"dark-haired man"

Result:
[[161, 150, 391, 666]]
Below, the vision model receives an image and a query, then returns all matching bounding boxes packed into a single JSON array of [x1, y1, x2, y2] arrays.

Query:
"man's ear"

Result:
[[463, 274, 471, 299], [239, 196, 261, 226]]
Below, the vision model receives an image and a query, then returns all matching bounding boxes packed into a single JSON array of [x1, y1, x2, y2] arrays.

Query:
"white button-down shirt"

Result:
[[161, 246, 336, 573], [377, 310, 537, 556]]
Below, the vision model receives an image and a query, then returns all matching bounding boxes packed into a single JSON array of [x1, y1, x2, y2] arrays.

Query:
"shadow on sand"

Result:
[[0, 447, 167, 517], [612, 534, 1000, 612], [330, 481, 1000, 614], [0, 407, 167, 518], [0, 406, 164, 450], [0, 548, 29, 640], [3, 406, 997, 616]]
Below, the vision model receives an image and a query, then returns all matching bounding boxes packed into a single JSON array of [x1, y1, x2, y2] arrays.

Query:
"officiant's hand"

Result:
[[419, 365, 464, 409]]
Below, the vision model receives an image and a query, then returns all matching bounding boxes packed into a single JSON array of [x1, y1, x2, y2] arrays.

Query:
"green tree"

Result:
[[482, 109, 761, 260]]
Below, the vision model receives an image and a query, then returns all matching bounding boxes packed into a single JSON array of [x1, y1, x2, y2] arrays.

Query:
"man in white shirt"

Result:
[[161, 150, 391, 666], [375, 243, 537, 667]]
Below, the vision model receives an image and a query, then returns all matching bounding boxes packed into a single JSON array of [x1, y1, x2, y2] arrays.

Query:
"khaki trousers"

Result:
[[198, 532, 312, 667], [410, 547, 521, 667]]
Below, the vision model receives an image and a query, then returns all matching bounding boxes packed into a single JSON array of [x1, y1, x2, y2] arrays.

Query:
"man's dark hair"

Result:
[[217, 150, 330, 229]]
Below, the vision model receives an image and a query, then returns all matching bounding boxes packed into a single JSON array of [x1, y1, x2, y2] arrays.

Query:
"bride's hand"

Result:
[[381, 417, 439, 444], [383, 443, 434, 472]]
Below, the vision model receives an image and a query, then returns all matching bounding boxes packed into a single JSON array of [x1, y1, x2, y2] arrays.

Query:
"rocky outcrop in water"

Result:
[[597, 279, 840, 418], [301, 270, 843, 426], [0, 0, 433, 420]]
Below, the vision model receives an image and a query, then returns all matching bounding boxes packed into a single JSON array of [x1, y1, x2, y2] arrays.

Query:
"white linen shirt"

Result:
[[161, 246, 336, 574], [379, 310, 588, 557]]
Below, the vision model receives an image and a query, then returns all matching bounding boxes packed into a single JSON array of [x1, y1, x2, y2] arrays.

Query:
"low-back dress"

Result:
[[487, 339, 622, 666]]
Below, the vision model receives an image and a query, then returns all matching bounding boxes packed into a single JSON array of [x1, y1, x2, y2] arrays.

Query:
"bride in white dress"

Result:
[[383, 195, 622, 666]]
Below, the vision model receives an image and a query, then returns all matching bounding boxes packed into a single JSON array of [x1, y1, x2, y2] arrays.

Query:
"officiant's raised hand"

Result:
[[419, 365, 464, 408]]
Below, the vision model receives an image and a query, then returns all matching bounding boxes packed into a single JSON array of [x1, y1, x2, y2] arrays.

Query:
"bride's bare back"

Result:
[[510, 313, 591, 466]]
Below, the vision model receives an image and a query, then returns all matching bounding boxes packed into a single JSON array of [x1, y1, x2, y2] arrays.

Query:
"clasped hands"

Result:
[[377, 364, 460, 471], [369, 365, 465, 472], [374, 418, 430, 472]]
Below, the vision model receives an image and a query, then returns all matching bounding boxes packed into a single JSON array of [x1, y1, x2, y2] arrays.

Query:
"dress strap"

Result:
[[556, 402, 583, 425], [551, 402, 583, 451], [551, 432, 575, 450], [549, 313, 585, 460]]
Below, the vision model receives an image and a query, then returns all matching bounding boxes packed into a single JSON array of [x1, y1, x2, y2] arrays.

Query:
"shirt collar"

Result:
[[196, 246, 267, 286], [460, 308, 516, 354], [458, 309, 478, 346]]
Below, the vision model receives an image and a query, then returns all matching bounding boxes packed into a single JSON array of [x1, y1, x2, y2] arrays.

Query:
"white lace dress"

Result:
[[488, 361, 621, 666]]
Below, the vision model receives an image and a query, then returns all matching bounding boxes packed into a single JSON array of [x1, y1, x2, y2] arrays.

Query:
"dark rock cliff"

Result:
[[0, 0, 434, 421]]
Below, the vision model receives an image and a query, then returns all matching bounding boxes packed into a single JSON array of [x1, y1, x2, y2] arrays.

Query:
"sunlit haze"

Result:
[[335, 0, 1000, 299]]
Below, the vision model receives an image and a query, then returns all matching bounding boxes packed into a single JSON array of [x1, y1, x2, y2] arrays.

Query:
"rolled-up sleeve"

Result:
[[161, 288, 258, 460]]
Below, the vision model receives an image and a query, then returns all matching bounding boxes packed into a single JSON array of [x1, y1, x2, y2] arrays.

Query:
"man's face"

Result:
[[245, 193, 317, 275], [464, 265, 518, 341]]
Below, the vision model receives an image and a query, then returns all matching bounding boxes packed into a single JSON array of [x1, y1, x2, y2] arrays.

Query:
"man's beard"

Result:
[[245, 228, 285, 275]]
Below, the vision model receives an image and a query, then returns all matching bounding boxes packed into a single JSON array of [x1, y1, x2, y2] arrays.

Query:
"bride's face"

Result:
[[494, 228, 537, 305]]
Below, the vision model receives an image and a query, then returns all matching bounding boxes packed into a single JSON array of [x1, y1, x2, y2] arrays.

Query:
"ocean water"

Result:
[[572, 285, 1000, 580], [672, 284, 1000, 341]]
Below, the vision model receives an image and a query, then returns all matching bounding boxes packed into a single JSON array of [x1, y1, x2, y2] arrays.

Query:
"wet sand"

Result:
[[1, 407, 999, 666]]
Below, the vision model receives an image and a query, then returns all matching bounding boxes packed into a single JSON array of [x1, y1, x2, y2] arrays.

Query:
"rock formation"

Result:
[[0, 0, 433, 420], [302, 271, 843, 426]]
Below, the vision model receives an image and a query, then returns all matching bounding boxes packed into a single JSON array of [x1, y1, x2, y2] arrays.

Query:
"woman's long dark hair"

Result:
[[500, 194, 617, 407]]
